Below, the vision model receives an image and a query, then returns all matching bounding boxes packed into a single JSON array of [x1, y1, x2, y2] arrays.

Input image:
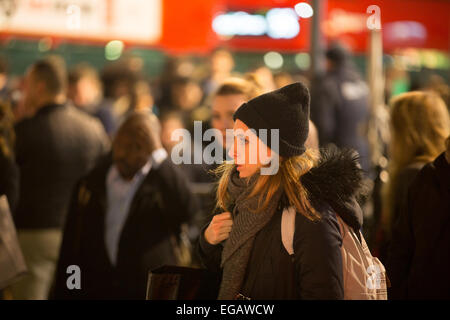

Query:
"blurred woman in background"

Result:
[[377, 91, 450, 262]]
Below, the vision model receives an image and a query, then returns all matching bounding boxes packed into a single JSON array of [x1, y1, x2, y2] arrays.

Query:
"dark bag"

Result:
[[146, 265, 220, 300], [0, 195, 28, 289]]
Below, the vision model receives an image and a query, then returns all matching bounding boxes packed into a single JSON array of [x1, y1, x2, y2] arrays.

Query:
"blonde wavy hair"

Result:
[[215, 149, 322, 221], [383, 91, 450, 230]]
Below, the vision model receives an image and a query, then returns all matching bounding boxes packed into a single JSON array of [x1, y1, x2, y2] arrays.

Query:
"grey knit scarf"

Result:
[[218, 167, 283, 300]]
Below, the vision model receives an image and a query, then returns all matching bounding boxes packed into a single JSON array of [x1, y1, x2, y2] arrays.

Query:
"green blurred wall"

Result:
[[1, 39, 448, 83]]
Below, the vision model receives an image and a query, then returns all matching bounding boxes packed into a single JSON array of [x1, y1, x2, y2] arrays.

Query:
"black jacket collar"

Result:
[[35, 103, 66, 116]]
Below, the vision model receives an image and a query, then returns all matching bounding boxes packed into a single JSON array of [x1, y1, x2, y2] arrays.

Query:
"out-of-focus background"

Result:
[[0, 0, 448, 84]]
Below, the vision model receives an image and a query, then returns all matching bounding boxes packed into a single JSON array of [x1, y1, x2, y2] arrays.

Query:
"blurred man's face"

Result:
[[211, 51, 234, 74], [172, 82, 202, 111], [211, 94, 246, 148], [69, 76, 100, 109], [112, 128, 152, 180], [325, 59, 335, 72], [161, 117, 184, 152]]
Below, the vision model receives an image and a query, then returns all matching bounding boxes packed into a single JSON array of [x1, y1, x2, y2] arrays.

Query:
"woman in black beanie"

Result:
[[196, 82, 366, 300]]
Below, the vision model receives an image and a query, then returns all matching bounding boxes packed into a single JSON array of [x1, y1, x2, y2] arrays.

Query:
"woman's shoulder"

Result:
[[289, 203, 341, 237], [288, 205, 343, 261]]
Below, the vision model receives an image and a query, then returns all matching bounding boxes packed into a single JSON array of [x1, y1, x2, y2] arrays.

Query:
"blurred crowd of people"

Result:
[[0, 43, 449, 300]]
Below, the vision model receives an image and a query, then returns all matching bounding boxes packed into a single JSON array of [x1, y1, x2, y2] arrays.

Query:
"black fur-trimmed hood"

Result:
[[300, 147, 367, 232]]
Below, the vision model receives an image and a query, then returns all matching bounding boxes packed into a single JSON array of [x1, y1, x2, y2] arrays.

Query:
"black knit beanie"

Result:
[[233, 82, 310, 158]]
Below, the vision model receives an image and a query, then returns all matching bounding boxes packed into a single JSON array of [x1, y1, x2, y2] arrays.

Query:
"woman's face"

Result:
[[211, 94, 246, 148], [228, 119, 273, 178]]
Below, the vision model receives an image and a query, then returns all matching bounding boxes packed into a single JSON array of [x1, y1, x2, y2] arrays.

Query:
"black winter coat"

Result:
[[196, 148, 366, 300], [53, 157, 200, 299], [14, 103, 109, 229], [376, 162, 425, 264], [387, 153, 450, 299]]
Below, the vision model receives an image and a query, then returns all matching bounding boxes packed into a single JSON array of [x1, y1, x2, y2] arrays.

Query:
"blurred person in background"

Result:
[[310, 42, 370, 173], [203, 48, 235, 96], [170, 77, 204, 112], [160, 110, 205, 182], [102, 77, 157, 128], [159, 110, 210, 247], [250, 65, 277, 93], [376, 91, 450, 264], [130, 79, 155, 114], [387, 135, 450, 299], [11, 57, 110, 300], [53, 112, 200, 299], [95, 60, 140, 136], [425, 74, 450, 112], [0, 101, 19, 213], [160, 110, 186, 155], [273, 71, 294, 90], [67, 63, 103, 114], [155, 56, 198, 113], [165, 76, 208, 134], [384, 64, 410, 104], [0, 56, 10, 101]]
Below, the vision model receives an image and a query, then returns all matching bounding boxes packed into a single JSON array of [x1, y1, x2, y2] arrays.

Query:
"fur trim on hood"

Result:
[[301, 146, 367, 232]]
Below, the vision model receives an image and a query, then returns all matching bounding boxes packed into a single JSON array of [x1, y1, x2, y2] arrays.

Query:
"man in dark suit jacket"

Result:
[[53, 112, 200, 299], [12, 57, 109, 299]]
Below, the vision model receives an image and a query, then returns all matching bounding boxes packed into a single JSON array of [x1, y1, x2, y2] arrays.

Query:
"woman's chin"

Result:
[[236, 165, 258, 178]]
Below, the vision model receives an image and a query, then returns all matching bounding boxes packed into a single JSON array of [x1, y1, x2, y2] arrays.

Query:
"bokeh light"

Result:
[[264, 51, 284, 69], [294, 2, 314, 19], [105, 40, 124, 61]]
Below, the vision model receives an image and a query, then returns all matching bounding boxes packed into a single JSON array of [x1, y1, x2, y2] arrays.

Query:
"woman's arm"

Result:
[[293, 207, 344, 300]]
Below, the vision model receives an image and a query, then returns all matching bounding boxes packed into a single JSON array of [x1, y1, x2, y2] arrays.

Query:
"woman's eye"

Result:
[[237, 136, 248, 145]]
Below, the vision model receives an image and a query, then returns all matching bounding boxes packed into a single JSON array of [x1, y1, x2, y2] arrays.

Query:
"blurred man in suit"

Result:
[[53, 112, 200, 299]]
